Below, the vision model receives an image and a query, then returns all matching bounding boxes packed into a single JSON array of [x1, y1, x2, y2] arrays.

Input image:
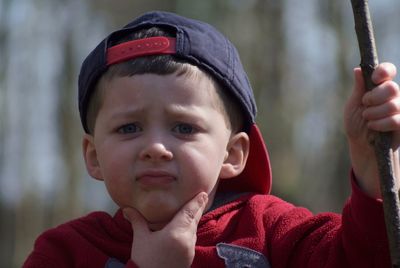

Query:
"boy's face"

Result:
[[83, 70, 248, 230]]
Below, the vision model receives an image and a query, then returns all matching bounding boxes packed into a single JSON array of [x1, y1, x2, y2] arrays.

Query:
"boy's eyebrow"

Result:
[[107, 105, 207, 121], [164, 104, 208, 119], [108, 107, 146, 120]]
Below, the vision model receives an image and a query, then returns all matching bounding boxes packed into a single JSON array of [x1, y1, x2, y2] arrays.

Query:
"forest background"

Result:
[[1, 0, 399, 267]]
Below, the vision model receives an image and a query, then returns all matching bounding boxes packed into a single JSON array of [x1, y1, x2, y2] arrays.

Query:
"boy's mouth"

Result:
[[136, 170, 175, 188]]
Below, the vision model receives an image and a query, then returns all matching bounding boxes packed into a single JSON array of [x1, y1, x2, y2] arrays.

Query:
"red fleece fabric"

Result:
[[23, 177, 390, 268]]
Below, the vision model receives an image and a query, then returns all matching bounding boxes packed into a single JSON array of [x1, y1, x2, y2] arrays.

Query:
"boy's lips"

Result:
[[136, 170, 176, 187]]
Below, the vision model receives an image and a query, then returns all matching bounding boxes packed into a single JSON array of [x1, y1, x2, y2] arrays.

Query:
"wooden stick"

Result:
[[350, 0, 400, 267]]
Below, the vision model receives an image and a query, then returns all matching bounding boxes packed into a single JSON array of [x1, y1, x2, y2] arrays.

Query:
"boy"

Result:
[[24, 11, 400, 268]]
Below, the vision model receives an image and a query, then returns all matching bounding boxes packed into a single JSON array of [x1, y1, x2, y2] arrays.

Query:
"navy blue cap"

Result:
[[78, 10, 256, 134], [78, 11, 272, 194]]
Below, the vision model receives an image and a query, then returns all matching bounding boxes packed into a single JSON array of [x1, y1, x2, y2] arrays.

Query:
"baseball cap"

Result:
[[78, 11, 272, 194]]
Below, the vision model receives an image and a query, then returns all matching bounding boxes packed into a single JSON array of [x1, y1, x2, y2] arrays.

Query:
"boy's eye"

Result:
[[118, 123, 142, 134], [172, 123, 196, 135]]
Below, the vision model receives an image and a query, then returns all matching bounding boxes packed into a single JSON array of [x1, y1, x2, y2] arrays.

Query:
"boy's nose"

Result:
[[139, 142, 173, 162]]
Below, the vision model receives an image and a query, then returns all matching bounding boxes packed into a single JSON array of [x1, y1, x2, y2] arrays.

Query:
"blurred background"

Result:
[[0, 0, 399, 267]]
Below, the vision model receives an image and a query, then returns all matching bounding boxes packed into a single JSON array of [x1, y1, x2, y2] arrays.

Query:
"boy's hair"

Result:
[[86, 27, 244, 135]]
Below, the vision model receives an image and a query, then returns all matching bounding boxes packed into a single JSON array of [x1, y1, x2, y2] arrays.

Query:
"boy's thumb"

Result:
[[123, 207, 148, 233], [169, 192, 208, 231]]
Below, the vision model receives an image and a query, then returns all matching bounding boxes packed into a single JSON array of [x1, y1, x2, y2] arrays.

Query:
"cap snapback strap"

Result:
[[107, 36, 176, 66]]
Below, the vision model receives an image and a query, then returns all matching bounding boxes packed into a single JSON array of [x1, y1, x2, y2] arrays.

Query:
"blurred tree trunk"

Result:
[[0, 0, 14, 266], [318, 0, 353, 210], [0, 1, 107, 267], [1, 1, 73, 266], [251, 1, 293, 199], [91, 0, 179, 27]]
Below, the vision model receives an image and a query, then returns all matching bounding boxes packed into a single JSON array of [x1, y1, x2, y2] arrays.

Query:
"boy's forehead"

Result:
[[102, 70, 222, 106]]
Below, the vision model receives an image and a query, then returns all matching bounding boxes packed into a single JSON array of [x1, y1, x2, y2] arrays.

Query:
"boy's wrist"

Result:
[[348, 142, 382, 199]]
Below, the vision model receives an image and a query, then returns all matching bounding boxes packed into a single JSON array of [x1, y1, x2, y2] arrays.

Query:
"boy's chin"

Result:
[[147, 221, 170, 231], [139, 206, 177, 231], [144, 213, 175, 231]]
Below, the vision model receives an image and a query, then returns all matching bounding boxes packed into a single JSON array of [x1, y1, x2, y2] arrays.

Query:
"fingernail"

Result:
[[122, 208, 129, 220], [200, 192, 208, 204]]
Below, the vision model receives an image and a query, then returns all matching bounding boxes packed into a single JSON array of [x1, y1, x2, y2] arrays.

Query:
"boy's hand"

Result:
[[123, 192, 208, 268], [344, 62, 400, 198]]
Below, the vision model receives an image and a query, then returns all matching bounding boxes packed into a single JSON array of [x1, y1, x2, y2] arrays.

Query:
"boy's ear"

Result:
[[219, 132, 250, 179], [82, 134, 103, 181]]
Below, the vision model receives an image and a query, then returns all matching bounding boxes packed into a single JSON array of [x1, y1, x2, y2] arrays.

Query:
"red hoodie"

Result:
[[23, 176, 390, 268]]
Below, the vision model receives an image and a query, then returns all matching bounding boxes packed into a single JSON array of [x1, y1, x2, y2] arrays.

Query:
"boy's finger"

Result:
[[123, 207, 149, 234], [168, 192, 208, 232], [362, 98, 400, 120], [367, 114, 400, 132], [372, 62, 397, 84], [362, 81, 400, 106]]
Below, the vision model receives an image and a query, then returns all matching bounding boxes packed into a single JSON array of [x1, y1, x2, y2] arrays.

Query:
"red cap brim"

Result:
[[219, 124, 272, 194]]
